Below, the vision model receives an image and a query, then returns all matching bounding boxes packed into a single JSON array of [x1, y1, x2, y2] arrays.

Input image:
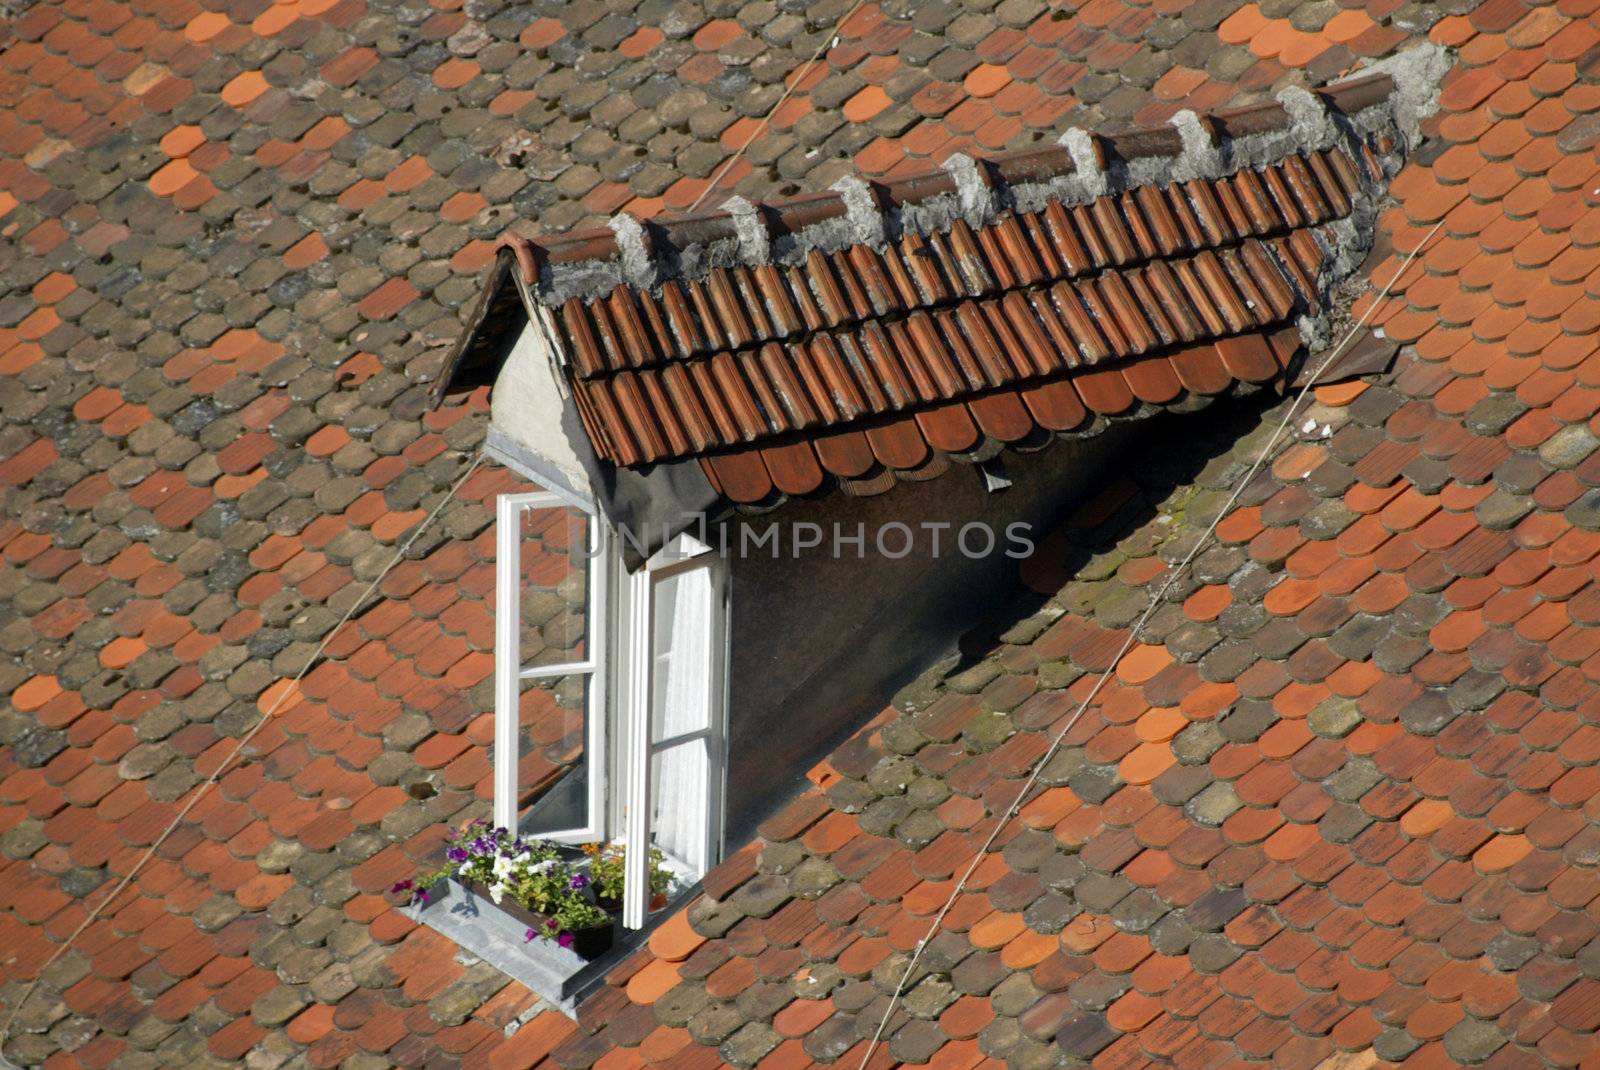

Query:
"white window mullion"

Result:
[[492, 494, 521, 832], [709, 557, 729, 866], [579, 520, 609, 843], [622, 567, 653, 931], [648, 728, 712, 754]]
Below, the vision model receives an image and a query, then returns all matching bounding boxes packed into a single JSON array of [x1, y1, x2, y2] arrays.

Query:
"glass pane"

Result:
[[520, 505, 591, 670], [523, 758, 588, 837], [651, 740, 710, 876], [650, 568, 714, 743], [517, 674, 587, 822]]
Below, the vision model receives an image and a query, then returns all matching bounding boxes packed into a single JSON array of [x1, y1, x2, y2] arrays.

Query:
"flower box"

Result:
[[403, 827, 691, 1017], [400, 822, 614, 960], [458, 877, 614, 959], [406, 875, 618, 1016]]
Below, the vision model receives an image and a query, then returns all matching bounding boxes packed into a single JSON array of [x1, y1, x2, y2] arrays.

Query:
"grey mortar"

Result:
[[1168, 110, 1225, 182], [608, 214, 658, 292], [531, 44, 1452, 315], [831, 176, 887, 250], [939, 153, 998, 231], [722, 196, 771, 266], [1357, 42, 1452, 149]]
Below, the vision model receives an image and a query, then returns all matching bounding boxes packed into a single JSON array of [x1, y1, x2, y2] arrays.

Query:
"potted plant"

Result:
[[523, 889, 613, 958], [397, 820, 614, 958], [582, 841, 674, 914]]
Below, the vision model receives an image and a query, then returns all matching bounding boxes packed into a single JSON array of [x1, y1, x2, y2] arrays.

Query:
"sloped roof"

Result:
[[445, 12, 1600, 1070], [2, 0, 1600, 1068], [447, 74, 1413, 503]]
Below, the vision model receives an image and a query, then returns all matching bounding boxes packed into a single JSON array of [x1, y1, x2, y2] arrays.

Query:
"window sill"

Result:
[[405, 878, 653, 1016]]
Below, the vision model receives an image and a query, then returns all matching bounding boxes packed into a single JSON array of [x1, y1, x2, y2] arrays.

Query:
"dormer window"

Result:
[[424, 68, 1415, 1011]]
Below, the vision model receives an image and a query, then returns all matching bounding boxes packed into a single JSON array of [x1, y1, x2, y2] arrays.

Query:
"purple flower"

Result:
[[569, 873, 590, 890], [546, 918, 559, 930], [416, 891, 430, 903], [524, 928, 538, 943], [447, 847, 469, 862], [558, 932, 575, 949], [391, 880, 413, 894]]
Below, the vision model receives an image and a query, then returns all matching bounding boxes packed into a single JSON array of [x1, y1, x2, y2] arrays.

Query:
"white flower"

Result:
[[489, 881, 506, 905]]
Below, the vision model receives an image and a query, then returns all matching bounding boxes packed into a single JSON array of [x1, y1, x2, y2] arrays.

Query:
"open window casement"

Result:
[[616, 534, 728, 929], [493, 492, 609, 841], [495, 491, 727, 931]]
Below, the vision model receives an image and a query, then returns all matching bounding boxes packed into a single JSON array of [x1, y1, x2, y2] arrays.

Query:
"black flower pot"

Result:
[[568, 919, 614, 959]]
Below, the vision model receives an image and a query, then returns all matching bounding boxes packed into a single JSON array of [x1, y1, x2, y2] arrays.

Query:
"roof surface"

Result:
[[1, 0, 1599, 1069]]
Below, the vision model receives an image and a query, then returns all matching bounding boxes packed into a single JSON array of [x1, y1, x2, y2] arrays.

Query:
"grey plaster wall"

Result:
[[717, 424, 1142, 848]]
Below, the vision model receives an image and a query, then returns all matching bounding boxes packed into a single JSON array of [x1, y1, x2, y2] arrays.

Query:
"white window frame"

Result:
[[494, 495, 728, 930], [493, 491, 609, 841], [617, 535, 729, 928]]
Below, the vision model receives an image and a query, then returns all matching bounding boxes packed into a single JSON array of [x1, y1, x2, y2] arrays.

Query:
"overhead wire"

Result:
[[686, 0, 869, 213], [856, 219, 1445, 1070], [0, 451, 487, 1066]]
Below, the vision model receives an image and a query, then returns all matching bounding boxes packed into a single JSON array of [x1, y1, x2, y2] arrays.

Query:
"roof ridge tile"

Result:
[[508, 68, 1418, 308]]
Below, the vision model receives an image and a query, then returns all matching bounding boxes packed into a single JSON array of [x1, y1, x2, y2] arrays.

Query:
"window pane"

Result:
[[520, 505, 591, 669], [651, 740, 710, 876], [523, 753, 589, 837], [517, 674, 587, 821], [650, 567, 714, 743]]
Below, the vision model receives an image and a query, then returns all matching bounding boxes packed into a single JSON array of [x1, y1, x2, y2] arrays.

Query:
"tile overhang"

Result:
[[438, 67, 1425, 513]]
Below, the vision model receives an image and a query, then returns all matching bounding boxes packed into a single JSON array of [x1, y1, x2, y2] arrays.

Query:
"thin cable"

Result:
[[856, 220, 1444, 1069], [0, 451, 486, 1063], [686, 0, 868, 214]]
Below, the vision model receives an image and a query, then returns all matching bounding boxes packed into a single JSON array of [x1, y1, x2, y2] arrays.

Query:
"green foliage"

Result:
[[400, 819, 608, 948], [582, 841, 674, 904]]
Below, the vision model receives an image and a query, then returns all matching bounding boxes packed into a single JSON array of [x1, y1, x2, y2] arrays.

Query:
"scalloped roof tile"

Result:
[[3, 0, 1600, 1068]]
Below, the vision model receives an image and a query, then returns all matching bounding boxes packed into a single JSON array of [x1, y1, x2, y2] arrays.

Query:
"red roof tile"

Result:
[[5, 0, 1600, 1066]]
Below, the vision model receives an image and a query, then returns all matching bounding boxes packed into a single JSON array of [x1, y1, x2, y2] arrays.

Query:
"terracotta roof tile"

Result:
[[440, 76, 1415, 504], [3, 0, 1599, 1065]]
